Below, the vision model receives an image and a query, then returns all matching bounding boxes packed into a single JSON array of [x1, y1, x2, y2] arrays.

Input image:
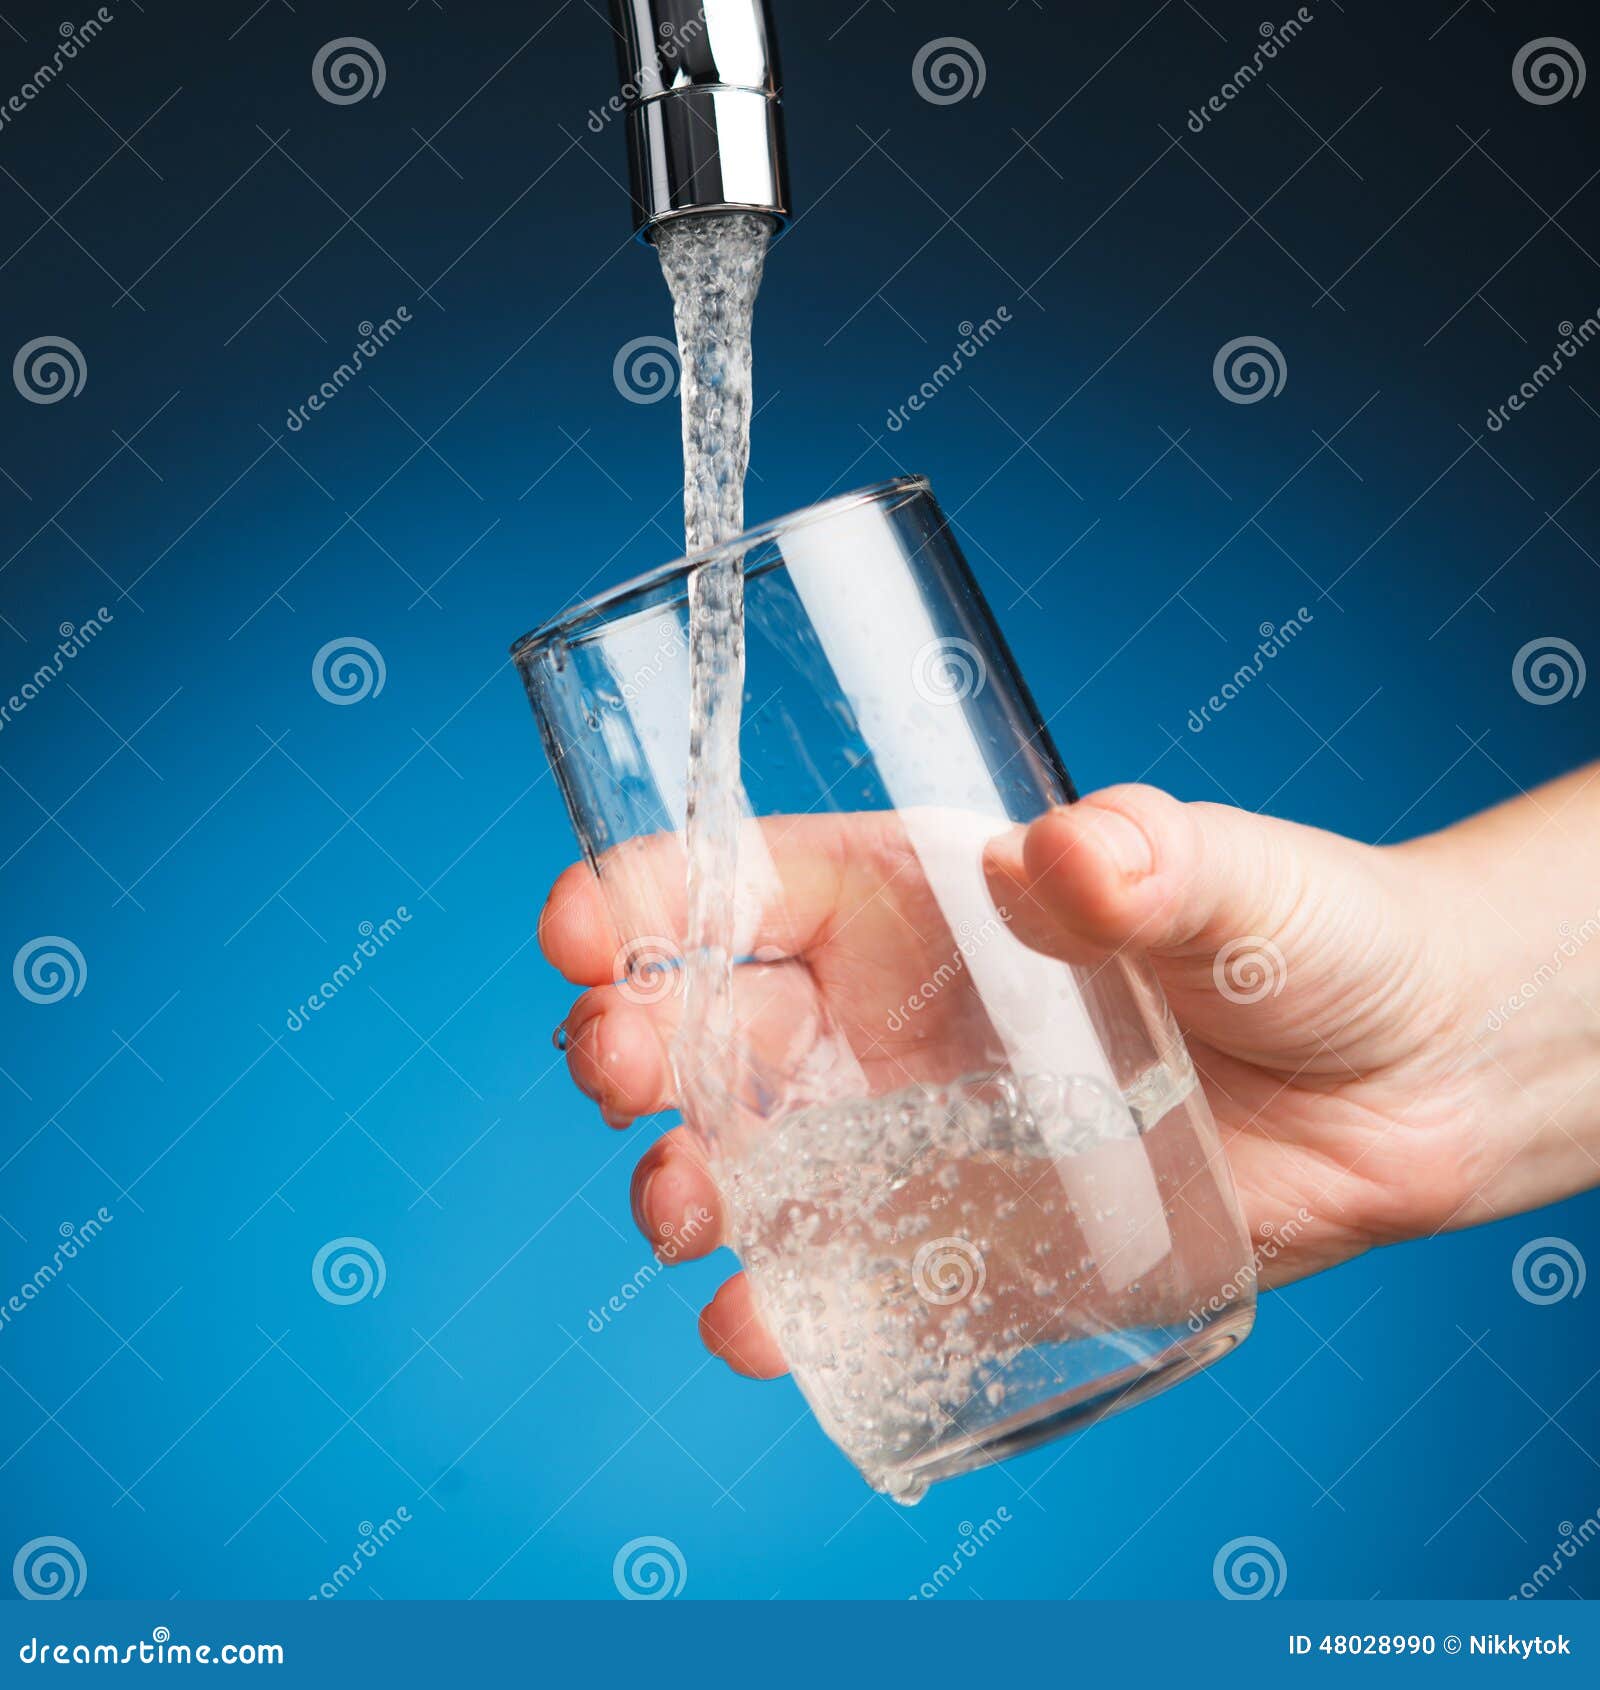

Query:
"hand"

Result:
[[539, 779, 1591, 1379]]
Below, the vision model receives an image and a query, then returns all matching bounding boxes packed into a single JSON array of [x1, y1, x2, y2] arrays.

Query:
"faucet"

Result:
[[606, 0, 792, 242]]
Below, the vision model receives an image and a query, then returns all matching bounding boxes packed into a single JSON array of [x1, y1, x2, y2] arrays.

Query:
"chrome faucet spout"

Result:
[[607, 0, 792, 242]]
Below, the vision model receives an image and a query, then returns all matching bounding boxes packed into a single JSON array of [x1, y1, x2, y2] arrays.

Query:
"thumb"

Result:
[[991, 784, 1427, 1067]]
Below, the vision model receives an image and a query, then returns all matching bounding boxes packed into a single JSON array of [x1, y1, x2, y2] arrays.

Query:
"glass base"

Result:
[[875, 1301, 1255, 1501]]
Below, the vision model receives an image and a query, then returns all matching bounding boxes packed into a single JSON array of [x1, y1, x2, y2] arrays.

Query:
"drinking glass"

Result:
[[512, 476, 1254, 1501]]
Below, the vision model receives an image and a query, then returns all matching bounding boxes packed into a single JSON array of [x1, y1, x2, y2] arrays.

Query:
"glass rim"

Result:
[[509, 474, 932, 661]]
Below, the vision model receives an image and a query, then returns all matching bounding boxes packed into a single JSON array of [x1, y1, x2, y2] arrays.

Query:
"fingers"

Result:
[[563, 987, 681, 1126], [629, 1126, 723, 1258], [1014, 784, 1305, 960], [629, 1129, 787, 1378], [538, 813, 907, 986], [699, 1274, 788, 1379]]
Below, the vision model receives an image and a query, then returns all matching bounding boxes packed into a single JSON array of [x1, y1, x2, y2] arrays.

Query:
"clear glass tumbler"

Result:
[[513, 476, 1254, 1501]]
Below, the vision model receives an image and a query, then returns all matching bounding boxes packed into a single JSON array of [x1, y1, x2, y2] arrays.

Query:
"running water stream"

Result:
[[655, 211, 771, 1096]]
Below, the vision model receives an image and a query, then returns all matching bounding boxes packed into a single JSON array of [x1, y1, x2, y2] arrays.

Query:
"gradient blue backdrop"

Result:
[[1, 0, 1597, 1601]]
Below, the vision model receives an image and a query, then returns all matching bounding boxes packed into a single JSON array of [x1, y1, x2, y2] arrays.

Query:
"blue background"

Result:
[[2, 0, 1598, 1602]]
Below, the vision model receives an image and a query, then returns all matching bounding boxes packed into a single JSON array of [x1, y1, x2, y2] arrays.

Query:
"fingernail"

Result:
[[1090, 808, 1154, 879], [631, 1164, 659, 1237]]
